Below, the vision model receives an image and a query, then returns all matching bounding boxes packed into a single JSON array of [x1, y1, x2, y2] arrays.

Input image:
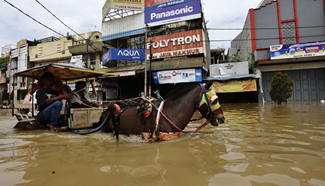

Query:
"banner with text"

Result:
[[145, 0, 193, 11], [153, 69, 202, 84], [145, 0, 201, 27], [270, 41, 325, 60], [146, 29, 204, 59], [103, 0, 144, 18], [212, 79, 257, 93]]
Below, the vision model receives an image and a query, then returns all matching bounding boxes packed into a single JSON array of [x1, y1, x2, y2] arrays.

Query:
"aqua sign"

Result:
[[102, 48, 145, 66]]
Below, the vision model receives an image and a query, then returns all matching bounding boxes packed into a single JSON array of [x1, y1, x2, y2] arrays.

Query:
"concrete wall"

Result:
[[254, 2, 280, 49], [229, 13, 252, 62], [297, 0, 325, 43], [279, 0, 294, 20]]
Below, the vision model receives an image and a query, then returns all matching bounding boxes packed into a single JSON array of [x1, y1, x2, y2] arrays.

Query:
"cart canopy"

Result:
[[14, 63, 119, 80]]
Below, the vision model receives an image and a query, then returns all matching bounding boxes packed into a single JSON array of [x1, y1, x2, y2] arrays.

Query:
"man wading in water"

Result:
[[36, 72, 72, 132]]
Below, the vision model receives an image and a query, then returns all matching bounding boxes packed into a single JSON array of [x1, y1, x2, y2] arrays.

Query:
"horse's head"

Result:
[[197, 83, 225, 126]]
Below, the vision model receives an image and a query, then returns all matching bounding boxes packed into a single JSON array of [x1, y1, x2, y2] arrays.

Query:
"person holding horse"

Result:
[[36, 72, 72, 132]]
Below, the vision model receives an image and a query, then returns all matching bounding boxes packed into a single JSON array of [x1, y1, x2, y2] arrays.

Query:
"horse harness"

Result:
[[146, 83, 220, 141]]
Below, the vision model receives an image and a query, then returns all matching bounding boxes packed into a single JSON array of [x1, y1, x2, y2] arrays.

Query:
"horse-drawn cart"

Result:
[[13, 63, 225, 141], [13, 63, 118, 130]]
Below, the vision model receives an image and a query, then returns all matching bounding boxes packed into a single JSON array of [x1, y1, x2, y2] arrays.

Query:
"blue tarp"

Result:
[[204, 74, 257, 81]]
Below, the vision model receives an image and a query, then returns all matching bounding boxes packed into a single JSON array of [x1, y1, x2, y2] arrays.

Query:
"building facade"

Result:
[[29, 32, 105, 70], [29, 36, 72, 66], [68, 32, 106, 70], [8, 40, 31, 102], [229, 0, 325, 102], [101, 0, 210, 99]]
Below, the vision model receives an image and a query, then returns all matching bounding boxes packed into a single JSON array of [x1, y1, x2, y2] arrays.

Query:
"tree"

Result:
[[0, 57, 8, 69], [269, 72, 294, 104]]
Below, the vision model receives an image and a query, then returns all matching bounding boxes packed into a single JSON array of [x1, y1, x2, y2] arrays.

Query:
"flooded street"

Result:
[[0, 103, 325, 186]]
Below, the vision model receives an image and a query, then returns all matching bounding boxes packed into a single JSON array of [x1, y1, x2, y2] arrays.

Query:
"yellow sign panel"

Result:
[[103, 0, 144, 18], [212, 79, 257, 93], [17, 40, 27, 47]]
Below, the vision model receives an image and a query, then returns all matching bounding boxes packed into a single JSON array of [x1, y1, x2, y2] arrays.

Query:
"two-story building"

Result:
[[229, 0, 325, 102], [8, 40, 33, 103], [29, 32, 105, 70]]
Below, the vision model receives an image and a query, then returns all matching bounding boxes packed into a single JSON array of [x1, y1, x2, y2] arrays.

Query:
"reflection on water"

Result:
[[0, 103, 325, 186]]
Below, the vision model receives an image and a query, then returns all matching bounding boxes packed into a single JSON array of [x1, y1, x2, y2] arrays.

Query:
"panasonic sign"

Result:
[[150, 6, 194, 20], [145, 0, 201, 27]]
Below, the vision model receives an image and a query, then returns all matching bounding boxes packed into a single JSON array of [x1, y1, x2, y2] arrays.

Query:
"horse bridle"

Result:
[[197, 83, 212, 114]]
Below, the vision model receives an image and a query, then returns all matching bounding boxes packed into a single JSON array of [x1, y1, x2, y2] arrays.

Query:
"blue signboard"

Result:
[[102, 48, 145, 66], [152, 68, 202, 84], [270, 41, 325, 60], [145, 0, 201, 27]]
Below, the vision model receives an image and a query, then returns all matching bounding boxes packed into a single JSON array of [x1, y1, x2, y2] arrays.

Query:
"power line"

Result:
[[34, 0, 99, 52], [3, 0, 65, 37], [207, 25, 325, 31]]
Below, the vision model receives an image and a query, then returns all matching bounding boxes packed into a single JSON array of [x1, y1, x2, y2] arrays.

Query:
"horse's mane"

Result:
[[165, 83, 199, 101]]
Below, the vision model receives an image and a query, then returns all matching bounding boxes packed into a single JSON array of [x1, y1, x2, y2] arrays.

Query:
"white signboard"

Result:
[[153, 69, 202, 84], [70, 55, 85, 68], [116, 71, 136, 77], [210, 61, 249, 77]]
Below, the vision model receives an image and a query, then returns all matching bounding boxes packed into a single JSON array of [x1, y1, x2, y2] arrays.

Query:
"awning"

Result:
[[14, 63, 119, 80], [205, 74, 257, 81]]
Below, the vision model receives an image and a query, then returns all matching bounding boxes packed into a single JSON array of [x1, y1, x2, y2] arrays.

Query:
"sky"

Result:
[[0, 0, 262, 52]]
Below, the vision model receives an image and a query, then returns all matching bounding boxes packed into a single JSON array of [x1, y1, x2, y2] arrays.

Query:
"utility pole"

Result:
[[144, 25, 148, 97], [149, 40, 152, 97]]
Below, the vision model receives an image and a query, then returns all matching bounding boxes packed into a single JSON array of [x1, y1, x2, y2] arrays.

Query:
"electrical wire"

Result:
[[3, 0, 65, 37], [34, 0, 99, 52]]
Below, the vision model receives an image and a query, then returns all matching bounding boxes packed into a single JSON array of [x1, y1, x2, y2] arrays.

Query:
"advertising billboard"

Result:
[[212, 79, 257, 93], [146, 29, 204, 59], [153, 69, 202, 84], [210, 62, 249, 77], [103, 0, 144, 18], [145, 0, 201, 27], [270, 41, 325, 60], [102, 48, 145, 66], [145, 0, 193, 11]]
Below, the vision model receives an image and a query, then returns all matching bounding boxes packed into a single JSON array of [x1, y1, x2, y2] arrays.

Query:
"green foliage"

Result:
[[229, 54, 241, 62], [0, 58, 8, 69], [67, 35, 74, 41], [269, 72, 294, 104], [249, 52, 256, 73]]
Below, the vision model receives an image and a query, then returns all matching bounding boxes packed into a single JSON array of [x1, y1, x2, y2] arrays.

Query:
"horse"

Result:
[[99, 83, 225, 141]]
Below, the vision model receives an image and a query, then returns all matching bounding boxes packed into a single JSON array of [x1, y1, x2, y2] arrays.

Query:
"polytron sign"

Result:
[[146, 29, 204, 59]]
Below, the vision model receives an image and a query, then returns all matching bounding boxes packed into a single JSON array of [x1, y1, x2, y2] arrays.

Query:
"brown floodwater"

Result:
[[0, 103, 325, 186]]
